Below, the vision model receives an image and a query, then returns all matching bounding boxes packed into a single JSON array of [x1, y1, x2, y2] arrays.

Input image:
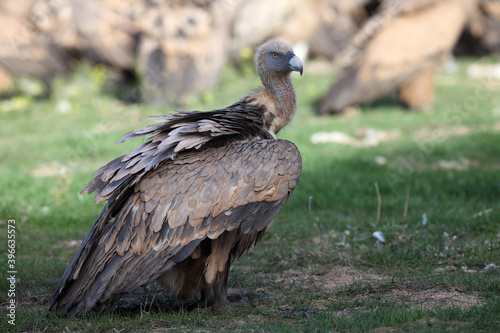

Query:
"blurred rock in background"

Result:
[[0, 0, 71, 96], [0, 0, 498, 108]]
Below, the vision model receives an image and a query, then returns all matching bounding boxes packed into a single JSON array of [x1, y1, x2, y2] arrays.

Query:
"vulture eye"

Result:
[[271, 53, 279, 59]]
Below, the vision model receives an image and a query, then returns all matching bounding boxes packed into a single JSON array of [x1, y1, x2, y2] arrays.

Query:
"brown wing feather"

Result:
[[51, 139, 301, 315]]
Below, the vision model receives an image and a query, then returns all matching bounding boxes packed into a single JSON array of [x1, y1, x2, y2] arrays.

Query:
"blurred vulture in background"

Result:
[[2, 0, 498, 105], [3, 0, 235, 103], [468, 0, 500, 53], [0, 0, 366, 102], [51, 40, 303, 315], [319, 0, 479, 114], [134, 0, 233, 104]]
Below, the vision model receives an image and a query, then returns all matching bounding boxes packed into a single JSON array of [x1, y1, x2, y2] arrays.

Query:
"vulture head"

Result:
[[254, 40, 303, 83]]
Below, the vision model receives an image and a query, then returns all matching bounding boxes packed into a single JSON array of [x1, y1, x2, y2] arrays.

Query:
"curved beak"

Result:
[[288, 54, 303, 76]]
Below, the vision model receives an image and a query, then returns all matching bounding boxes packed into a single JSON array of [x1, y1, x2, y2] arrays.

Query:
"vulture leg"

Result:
[[398, 66, 435, 110], [212, 260, 231, 309], [199, 288, 213, 308]]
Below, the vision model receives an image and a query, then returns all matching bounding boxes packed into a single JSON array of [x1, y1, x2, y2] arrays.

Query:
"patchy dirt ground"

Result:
[[266, 266, 482, 313], [381, 285, 481, 310], [15, 265, 482, 322]]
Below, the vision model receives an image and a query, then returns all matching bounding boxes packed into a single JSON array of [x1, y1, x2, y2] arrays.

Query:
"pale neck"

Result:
[[262, 74, 297, 127]]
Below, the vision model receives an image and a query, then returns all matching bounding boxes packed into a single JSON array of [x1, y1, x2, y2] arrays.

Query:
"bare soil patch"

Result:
[[319, 266, 389, 292], [382, 285, 481, 310], [268, 266, 481, 312]]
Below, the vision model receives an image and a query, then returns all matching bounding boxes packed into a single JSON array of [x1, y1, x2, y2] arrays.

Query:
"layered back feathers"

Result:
[[83, 100, 273, 204]]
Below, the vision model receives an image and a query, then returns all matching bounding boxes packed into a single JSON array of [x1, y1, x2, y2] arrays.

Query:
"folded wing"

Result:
[[51, 139, 301, 315]]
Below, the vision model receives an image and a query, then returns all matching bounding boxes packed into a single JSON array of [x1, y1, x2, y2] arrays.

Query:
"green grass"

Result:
[[1, 58, 500, 332]]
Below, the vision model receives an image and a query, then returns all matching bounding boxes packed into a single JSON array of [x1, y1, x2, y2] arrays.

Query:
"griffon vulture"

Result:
[[319, 0, 477, 114], [51, 40, 303, 316]]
